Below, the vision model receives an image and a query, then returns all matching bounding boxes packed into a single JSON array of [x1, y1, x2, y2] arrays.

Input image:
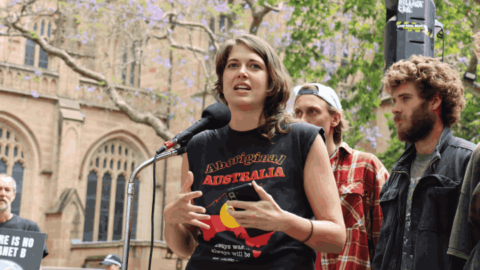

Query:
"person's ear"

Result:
[[430, 94, 442, 111], [331, 112, 341, 128]]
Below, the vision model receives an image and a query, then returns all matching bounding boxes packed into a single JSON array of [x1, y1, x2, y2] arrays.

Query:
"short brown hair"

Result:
[[298, 84, 349, 145], [474, 31, 480, 61], [213, 34, 296, 141], [382, 55, 465, 127]]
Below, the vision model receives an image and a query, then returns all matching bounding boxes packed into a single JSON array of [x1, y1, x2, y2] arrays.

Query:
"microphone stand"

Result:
[[122, 147, 186, 270]]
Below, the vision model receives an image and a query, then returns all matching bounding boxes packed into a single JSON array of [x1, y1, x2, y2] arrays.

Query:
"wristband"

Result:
[[301, 219, 314, 243]]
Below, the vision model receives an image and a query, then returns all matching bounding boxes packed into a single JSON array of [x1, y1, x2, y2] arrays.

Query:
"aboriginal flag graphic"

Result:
[[198, 191, 275, 259]]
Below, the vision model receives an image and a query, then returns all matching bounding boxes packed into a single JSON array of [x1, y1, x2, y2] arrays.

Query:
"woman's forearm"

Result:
[[282, 211, 346, 253], [164, 222, 198, 259]]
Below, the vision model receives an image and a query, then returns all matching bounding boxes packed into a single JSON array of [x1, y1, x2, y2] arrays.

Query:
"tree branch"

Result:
[[6, 20, 174, 140], [173, 20, 219, 51], [247, 0, 284, 35], [168, 35, 207, 55]]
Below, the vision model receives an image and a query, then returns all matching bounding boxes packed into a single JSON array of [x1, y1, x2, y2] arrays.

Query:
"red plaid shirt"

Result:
[[315, 142, 389, 270]]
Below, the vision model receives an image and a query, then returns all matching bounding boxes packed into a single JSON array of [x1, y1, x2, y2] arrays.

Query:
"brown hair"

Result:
[[298, 84, 349, 145], [474, 31, 480, 61], [382, 55, 465, 127], [213, 34, 297, 141]]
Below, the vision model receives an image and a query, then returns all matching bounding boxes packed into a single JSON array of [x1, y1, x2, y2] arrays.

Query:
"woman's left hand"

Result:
[[226, 181, 291, 232]]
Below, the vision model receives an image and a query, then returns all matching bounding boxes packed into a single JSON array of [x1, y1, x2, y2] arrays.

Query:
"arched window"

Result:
[[82, 140, 140, 242], [0, 124, 26, 216]]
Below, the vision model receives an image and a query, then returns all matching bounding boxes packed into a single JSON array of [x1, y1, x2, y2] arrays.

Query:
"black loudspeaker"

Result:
[[384, 0, 436, 72]]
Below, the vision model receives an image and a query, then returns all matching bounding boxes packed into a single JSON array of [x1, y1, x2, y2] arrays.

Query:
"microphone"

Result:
[[156, 103, 231, 154]]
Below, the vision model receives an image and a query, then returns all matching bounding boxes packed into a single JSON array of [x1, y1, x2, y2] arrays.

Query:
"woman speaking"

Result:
[[164, 34, 345, 270]]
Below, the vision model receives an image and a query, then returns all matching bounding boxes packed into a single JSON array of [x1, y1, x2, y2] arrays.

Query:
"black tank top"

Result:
[[185, 122, 325, 270]]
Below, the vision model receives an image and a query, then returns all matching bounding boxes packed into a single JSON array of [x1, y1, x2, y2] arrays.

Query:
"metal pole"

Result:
[[161, 49, 173, 241], [122, 147, 186, 270]]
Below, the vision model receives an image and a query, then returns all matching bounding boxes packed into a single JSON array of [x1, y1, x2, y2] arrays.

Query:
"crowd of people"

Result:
[[1, 23, 477, 270], [164, 31, 480, 270]]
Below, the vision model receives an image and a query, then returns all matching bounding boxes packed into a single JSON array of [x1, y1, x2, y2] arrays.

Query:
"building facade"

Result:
[[0, 8, 218, 270]]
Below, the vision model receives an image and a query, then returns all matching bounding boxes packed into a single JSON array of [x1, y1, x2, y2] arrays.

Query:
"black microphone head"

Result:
[[201, 103, 231, 130]]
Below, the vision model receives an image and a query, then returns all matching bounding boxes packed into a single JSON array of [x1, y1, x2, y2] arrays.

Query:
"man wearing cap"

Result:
[[293, 83, 389, 270], [99, 254, 122, 270], [0, 173, 48, 258]]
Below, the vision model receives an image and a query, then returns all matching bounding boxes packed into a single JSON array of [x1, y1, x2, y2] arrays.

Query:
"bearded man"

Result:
[[372, 55, 475, 270]]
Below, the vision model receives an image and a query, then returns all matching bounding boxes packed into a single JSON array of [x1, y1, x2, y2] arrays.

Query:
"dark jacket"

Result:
[[372, 127, 475, 270]]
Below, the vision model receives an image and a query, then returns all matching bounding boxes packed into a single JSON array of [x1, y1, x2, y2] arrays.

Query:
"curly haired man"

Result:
[[448, 31, 480, 270], [372, 55, 476, 270]]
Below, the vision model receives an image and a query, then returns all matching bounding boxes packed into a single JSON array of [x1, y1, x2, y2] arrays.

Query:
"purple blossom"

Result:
[[213, 0, 228, 12], [201, 19, 208, 26], [281, 32, 292, 46], [204, 55, 209, 60], [323, 74, 331, 83], [209, 45, 215, 51], [164, 59, 171, 68], [24, 76, 31, 80], [189, 117, 195, 124], [191, 70, 196, 76], [147, 4, 164, 22], [153, 56, 163, 65], [244, 3, 249, 9], [137, 3, 144, 14], [371, 142, 377, 149], [97, 95, 102, 100], [134, 91, 139, 96], [458, 57, 469, 66], [366, 85, 371, 92], [178, 59, 187, 66], [30, 90, 39, 98], [359, 125, 364, 132], [181, 102, 187, 107], [323, 43, 331, 55], [309, 58, 318, 68], [34, 69, 43, 77], [76, 86, 81, 91], [87, 87, 95, 92]]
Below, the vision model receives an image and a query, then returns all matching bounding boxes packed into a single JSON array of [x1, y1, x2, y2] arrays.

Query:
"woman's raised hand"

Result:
[[226, 181, 291, 232], [164, 171, 211, 230]]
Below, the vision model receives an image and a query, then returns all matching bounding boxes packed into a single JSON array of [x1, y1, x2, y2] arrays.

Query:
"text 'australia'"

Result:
[[203, 167, 285, 186], [205, 152, 287, 174]]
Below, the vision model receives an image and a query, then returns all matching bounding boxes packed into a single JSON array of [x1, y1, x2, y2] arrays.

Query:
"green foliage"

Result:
[[286, 0, 480, 159], [452, 92, 480, 144], [376, 113, 404, 172], [285, 0, 386, 149]]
